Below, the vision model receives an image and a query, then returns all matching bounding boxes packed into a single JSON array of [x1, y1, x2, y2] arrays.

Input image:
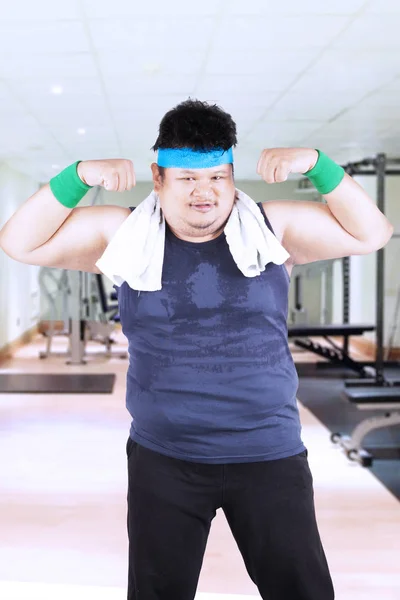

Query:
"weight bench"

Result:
[[331, 386, 400, 466], [288, 324, 375, 376]]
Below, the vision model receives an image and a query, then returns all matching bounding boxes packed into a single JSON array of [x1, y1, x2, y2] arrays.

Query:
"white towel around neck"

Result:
[[95, 188, 290, 291]]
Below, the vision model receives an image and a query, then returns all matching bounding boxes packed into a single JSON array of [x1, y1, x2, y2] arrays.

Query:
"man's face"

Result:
[[151, 163, 236, 241]]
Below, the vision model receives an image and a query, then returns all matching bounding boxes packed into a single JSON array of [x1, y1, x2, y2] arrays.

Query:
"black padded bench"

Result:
[[288, 324, 375, 337], [332, 384, 400, 466], [343, 386, 400, 405], [288, 324, 375, 376]]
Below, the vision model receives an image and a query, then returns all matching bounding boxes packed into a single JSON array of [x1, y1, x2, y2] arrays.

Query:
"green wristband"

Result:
[[50, 161, 92, 208], [305, 150, 345, 195]]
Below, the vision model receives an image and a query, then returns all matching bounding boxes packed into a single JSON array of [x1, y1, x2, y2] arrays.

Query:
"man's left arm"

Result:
[[259, 148, 394, 265]]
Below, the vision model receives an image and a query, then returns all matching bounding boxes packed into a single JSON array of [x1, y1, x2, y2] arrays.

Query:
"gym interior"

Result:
[[0, 2, 400, 599]]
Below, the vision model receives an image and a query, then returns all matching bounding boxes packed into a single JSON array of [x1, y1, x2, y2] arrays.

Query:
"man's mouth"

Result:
[[190, 202, 214, 212]]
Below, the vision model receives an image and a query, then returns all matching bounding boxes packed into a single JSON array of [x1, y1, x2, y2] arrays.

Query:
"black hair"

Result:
[[152, 98, 237, 180], [152, 98, 237, 151]]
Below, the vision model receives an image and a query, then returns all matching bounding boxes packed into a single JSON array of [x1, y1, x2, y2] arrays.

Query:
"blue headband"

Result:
[[157, 147, 234, 169]]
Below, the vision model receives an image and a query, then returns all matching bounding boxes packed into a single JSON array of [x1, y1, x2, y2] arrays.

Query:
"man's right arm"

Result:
[[0, 159, 134, 273]]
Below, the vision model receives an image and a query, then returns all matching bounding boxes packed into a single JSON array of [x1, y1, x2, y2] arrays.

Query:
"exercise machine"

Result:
[[38, 268, 127, 364], [288, 324, 376, 377], [331, 388, 400, 467], [288, 259, 376, 376], [38, 267, 71, 358], [342, 154, 400, 388], [329, 153, 400, 465]]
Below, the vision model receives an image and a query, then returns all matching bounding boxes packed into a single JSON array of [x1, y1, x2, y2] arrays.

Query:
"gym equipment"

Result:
[[330, 387, 400, 467], [341, 154, 400, 388], [386, 272, 400, 360], [288, 260, 376, 376], [38, 268, 127, 364], [0, 373, 116, 394], [288, 324, 376, 376], [329, 153, 400, 465], [289, 261, 334, 325], [38, 267, 70, 358], [81, 274, 126, 361]]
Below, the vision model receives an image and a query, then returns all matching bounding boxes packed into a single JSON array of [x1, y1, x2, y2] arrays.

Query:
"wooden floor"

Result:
[[0, 330, 399, 599]]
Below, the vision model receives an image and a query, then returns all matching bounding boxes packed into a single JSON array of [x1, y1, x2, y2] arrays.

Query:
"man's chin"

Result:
[[189, 222, 216, 231], [186, 212, 231, 234], [186, 215, 218, 230]]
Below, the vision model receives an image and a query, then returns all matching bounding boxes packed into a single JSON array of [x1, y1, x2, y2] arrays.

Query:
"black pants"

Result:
[[126, 438, 334, 600]]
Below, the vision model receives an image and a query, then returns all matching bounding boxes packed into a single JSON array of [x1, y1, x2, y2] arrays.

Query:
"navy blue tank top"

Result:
[[116, 202, 304, 463]]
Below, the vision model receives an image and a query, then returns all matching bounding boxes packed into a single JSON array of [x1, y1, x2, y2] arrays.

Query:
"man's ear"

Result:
[[151, 163, 162, 192]]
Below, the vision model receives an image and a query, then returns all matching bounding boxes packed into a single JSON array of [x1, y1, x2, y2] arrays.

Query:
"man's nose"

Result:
[[192, 181, 213, 198]]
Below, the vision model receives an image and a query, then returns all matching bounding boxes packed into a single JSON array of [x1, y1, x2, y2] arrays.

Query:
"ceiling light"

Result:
[[77, 128, 86, 135], [51, 85, 63, 95]]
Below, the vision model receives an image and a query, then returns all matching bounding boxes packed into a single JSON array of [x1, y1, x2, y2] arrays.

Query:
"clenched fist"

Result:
[[77, 158, 136, 192], [257, 148, 318, 184]]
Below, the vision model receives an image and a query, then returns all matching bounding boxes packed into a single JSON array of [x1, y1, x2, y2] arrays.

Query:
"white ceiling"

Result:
[[1, 0, 400, 182]]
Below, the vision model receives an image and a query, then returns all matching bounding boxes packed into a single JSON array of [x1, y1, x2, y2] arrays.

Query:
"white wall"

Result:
[[0, 163, 41, 348]]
